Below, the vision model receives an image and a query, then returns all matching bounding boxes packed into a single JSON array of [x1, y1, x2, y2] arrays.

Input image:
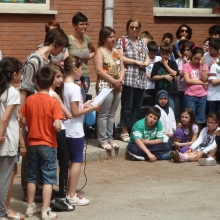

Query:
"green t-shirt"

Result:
[[68, 35, 91, 77], [129, 118, 164, 144]]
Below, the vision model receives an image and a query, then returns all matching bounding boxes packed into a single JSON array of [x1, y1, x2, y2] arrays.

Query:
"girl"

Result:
[[0, 57, 25, 219], [170, 112, 219, 165], [49, 64, 73, 211], [173, 108, 199, 153], [63, 56, 101, 206], [155, 90, 176, 143], [183, 47, 209, 124], [94, 26, 125, 150]]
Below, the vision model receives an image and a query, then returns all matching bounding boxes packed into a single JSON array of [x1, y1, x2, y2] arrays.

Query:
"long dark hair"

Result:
[[98, 26, 115, 47], [176, 24, 192, 40], [0, 57, 22, 97]]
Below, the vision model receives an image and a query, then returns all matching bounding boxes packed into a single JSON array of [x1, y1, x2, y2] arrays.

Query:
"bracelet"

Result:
[[19, 144, 26, 148]]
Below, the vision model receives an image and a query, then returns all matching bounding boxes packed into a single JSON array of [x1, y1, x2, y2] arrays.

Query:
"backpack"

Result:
[[20, 53, 45, 94]]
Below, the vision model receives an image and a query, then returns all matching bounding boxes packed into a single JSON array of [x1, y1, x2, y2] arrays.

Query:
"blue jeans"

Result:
[[184, 95, 206, 124], [206, 100, 220, 115], [168, 94, 176, 113], [27, 146, 57, 185], [127, 142, 172, 160]]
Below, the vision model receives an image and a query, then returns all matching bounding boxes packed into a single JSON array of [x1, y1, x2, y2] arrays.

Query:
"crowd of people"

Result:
[[1, 11, 220, 220]]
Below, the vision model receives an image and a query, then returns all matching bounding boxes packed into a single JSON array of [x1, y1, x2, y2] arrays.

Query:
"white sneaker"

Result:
[[67, 194, 89, 206], [41, 207, 57, 220], [198, 157, 216, 166], [25, 203, 40, 217], [127, 151, 145, 161]]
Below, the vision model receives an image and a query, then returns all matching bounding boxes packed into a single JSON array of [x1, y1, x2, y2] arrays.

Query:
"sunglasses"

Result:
[[129, 26, 140, 30], [180, 29, 188, 33]]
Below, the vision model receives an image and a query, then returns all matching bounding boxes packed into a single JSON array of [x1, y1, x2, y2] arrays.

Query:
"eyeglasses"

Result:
[[206, 121, 217, 125], [203, 44, 209, 48], [129, 26, 140, 30], [78, 23, 89, 27], [180, 29, 188, 33]]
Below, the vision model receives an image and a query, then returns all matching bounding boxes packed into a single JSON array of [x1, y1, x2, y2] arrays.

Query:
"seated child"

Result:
[[127, 106, 172, 161], [155, 90, 176, 143], [170, 112, 219, 166], [173, 108, 199, 153]]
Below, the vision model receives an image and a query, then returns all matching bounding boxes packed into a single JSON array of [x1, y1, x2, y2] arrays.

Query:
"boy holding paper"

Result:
[[93, 26, 125, 150]]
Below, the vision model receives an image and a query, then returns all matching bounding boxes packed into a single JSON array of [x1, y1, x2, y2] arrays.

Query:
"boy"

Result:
[[127, 106, 172, 161], [209, 25, 220, 38], [157, 33, 175, 61], [207, 46, 220, 114], [139, 31, 153, 44], [204, 38, 220, 68], [21, 65, 63, 220], [151, 43, 178, 112], [145, 41, 161, 103]]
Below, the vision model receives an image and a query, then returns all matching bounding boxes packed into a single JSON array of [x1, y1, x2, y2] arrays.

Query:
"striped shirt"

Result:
[[115, 35, 148, 89]]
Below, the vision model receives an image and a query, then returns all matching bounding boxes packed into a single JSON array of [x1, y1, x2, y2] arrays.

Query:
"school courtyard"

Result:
[[11, 140, 220, 220]]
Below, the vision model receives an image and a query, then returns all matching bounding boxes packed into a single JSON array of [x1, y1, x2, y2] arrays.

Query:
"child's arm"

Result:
[[201, 58, 209, 82], [53, 119, 61, 132], [151, 62, 174, 81], [209, 64, 220, 86], [173, 132, 199, 148], [162, 58, 177, 76], [52, 93, 72, 119], [190, 128, 206, 151], [183, 73, 207, 85], [0, 105, 17, 145], [134, 139, 157, 161], [142, 138, 163, 145]]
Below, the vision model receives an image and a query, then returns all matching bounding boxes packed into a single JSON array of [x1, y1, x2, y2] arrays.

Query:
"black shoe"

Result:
[[52, 198, 75, 212], [22, 195, 42, 203]]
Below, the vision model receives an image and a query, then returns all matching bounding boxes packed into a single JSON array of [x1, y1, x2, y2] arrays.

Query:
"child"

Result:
[[173, 108, 199, 153], [139, 31, 153, 44], [0, 57, 24, 220], [49, 64, 73, 211], [151, 42, 178, 112], [207, 46, 220, 115], [155, 90, 176, 143], [21, 65, 63, 219], [183, 47, 209, 124], [63, 56, 101, 205], [170, 112, 219, 165], [127, 106, 172, 161], [175, 41, 194, 116], [145, 41, 161, 101], [202, 38, 210, 53], [204, 38, 220, 68], [157, 33, 175, 61], [209, 25, 220, 38]]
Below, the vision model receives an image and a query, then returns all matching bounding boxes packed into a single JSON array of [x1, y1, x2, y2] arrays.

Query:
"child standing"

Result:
[[183, 47, 209, 124], [0, 57, 23, 220], [151, 42, 178, 112], [127, 106, 172, 161], [63, 56, 101, 205], [173, 108, 199, 153], [21, 65, 63, 219], [170, 112, 219, 165]]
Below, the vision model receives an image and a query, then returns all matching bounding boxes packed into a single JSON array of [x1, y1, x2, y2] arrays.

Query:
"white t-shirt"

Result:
[[183, 124, 199, 139], [145, 56, 161, 90], [49, 90, 65, 130], [207, 63, 220, 101], [63, 83, 84, 138], [204, 52, 219, 68], [176, 58, 187, 92], [0, 86, 20, 156]]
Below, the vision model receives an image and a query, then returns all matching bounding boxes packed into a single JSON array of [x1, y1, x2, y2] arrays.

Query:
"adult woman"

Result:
[[173, 24, 192, 59], [115, 18, 150, 142], [94, 26, 125, 150], [65, 12, 95, 101]]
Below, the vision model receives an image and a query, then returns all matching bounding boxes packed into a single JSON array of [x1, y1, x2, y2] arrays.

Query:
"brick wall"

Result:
[[0, 0, 219, 82]]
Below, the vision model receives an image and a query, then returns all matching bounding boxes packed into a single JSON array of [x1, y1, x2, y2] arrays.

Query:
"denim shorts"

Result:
[[27, 146, 57, 185]]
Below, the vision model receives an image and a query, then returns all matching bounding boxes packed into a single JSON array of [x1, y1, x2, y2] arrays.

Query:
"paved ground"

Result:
[[12, 147, 220, 220]]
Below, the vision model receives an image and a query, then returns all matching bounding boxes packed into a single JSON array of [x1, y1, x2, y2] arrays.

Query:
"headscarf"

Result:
[[157, 90, 169, 115]]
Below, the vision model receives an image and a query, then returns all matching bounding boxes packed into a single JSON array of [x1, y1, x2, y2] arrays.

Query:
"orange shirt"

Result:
[[21, 93, 63, 148]]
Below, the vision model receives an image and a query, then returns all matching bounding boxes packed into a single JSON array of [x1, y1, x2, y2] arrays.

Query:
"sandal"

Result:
[[6, 209, 25, 220], [99, 143, 113, 151], [109, 142, 120, 149], [120, 133, 130, 142]]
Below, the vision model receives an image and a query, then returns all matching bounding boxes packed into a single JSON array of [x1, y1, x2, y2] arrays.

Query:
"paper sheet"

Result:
[[91, 88, 113, 105]]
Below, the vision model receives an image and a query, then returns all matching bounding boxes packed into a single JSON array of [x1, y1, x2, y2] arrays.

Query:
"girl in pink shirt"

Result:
[[183, 47, 209, 124]]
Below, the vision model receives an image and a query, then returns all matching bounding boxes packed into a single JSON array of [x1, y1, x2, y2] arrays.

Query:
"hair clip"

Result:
[[192, 44, 199, 50], [60, 61, 64, 66], [72, 61, 75, 66]]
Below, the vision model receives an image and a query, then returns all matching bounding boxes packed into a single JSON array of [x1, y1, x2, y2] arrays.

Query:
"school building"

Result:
[[0, 0, 219, 81]]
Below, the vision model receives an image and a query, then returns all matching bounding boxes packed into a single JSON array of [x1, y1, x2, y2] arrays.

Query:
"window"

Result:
[[153, 0, 220, 16], [0, 0, 57, 14]]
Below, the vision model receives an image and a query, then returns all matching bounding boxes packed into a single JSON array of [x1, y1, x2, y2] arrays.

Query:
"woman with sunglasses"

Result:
[[65, 12, 96, 101], [115, 18, 150, 142], [173, 24, 192, 59]]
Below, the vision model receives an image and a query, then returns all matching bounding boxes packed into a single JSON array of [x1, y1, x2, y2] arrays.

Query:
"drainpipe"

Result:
[[104, 0, 114, 28]]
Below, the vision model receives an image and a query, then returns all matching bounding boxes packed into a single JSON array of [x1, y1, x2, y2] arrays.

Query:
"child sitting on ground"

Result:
[[127, 106, 172, 161], [170, 112, 220, 165], [21, 65, 63, 220]]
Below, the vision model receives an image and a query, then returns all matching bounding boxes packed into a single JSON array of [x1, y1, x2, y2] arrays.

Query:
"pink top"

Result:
[[183, 62, 209, 97]]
